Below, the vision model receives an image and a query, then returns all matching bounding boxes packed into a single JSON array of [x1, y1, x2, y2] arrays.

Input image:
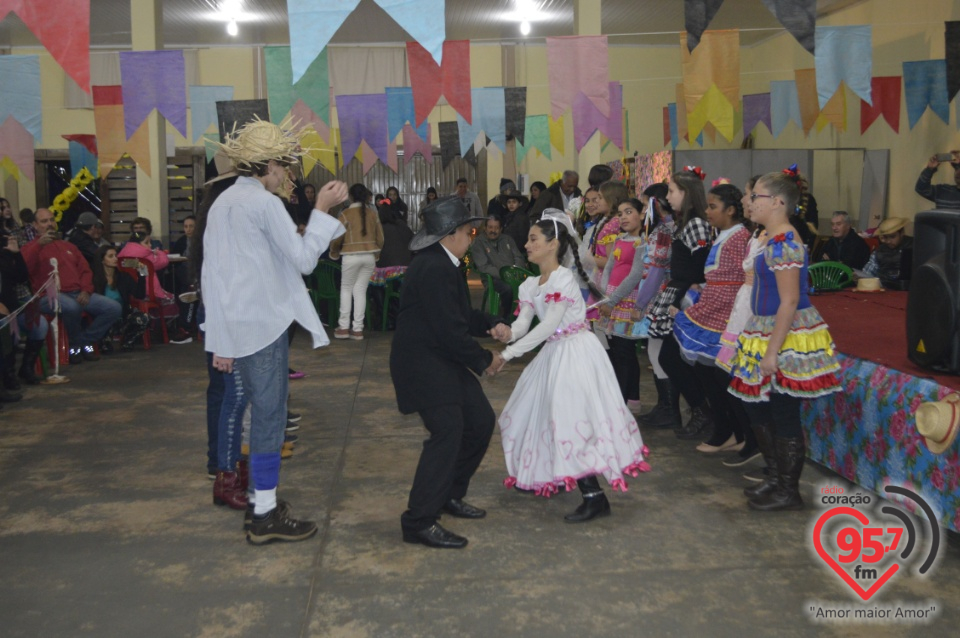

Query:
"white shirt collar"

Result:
[[440, 242, 460, 266]]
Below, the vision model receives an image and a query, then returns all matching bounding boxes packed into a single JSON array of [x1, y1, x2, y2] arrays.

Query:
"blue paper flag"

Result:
[[457, 88, 506, 155], [386, 88, 428, 142], [903, 60, 949, 128], [695, 131, 704, 147], [815, 26, 873, 108], [770, 80, 802, 137], [189, 86, 234, 143], [0, 55, 41, 143], [68, 140, 99, 178], [668, 103, 678, 150], [377, 0, 445, 69]]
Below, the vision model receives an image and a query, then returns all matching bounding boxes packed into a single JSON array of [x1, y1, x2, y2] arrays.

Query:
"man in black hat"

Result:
[[391, 196, 509, 549], [68, 212, 106, 268]]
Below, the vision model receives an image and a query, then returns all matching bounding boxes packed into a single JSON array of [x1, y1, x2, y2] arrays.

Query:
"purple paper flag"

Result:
[[742, 93, 772, 136], [572, 83, 622, 153], [120, 51, 187, 139], [402, 123, 432, 163], [336, 94, 389, 165]]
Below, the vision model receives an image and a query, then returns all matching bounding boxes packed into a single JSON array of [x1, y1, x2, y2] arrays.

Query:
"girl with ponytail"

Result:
[[491, 210, 649, 523]]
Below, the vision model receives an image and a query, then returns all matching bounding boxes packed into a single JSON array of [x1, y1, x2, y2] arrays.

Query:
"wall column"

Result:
[[574, 0, 602, 181], [131, 0, 169, 243]]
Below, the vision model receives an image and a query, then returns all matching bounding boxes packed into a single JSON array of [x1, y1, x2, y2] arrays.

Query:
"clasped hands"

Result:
[[483, 322, 512, 377]]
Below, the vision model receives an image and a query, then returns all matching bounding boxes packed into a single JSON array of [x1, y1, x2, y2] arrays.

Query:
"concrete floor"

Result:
[[2, 320, 960, 637]]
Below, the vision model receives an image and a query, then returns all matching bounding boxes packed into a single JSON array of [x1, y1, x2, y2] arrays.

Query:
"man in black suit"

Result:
[[527, 170, 581, 220], [390, 196, 509, 549]]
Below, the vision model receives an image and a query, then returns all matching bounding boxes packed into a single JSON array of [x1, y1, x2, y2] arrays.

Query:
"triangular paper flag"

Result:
[[0, 116, 35, 181]]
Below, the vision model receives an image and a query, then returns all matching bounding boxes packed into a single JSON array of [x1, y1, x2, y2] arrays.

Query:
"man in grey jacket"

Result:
[[471, 217, 526, 318]]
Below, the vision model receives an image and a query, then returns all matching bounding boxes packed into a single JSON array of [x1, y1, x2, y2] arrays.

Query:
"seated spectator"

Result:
[[0, 231, 48, 387], [862, 217, 913, 290], [171, 215, 196, 256], [419, 187, 438, 219], [500, 189, 530, 252], [130, 216, 163, 251], [384, 186, 409, 222], [369, 208, 414, 330], [16, 208, 38, 244], [91, 245, 149, 350], [822, 211, 870, 270], [170, 215, 198, 340], [916, 153, 960, 210], [21, 208, 121, 364], [117, 233, 183, 340], [0, 198, 16, 234], [524, 181, 546, 217], [487, 179, 518, 220], [470, 216, 526, 319], [67, 212, 106, 268]]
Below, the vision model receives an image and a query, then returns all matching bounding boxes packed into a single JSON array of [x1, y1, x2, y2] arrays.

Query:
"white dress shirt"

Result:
[[202, 176, 345, 358]]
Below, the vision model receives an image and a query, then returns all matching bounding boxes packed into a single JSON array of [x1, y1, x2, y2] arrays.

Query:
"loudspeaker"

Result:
[[907, 210, 960, 372]]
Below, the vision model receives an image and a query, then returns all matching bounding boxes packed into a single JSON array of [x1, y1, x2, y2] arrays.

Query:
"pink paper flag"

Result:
[[290, 99, 330, 141], [0, 116, 35, 181], [402, 123, 433, 163], [360, 141, 378, 175], [572, 83, 623, 153], [386, 141, 398, 173], [547, 36, 610, 118]]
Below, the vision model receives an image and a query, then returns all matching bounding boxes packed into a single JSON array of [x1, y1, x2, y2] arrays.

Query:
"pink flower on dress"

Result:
[[931, 466, 945, 491], [890, 410, 906, 441]]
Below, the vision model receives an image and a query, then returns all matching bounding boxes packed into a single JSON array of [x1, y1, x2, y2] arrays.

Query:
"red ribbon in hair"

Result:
[[684, 165, 706, 180], [782, 163, 799, 178]]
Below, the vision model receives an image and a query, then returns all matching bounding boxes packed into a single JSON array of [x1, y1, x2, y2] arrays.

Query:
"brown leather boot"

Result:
[[213, 470, 247, 510]]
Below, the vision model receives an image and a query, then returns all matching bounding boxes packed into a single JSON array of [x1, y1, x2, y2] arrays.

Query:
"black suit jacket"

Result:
[[390, 243, 498, 414], [528, 179, 582, 221]]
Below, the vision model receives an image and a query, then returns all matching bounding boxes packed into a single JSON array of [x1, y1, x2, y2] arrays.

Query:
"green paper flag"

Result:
[[264, 46, 330, 124]]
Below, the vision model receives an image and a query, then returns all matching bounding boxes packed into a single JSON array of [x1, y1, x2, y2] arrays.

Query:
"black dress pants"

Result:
[[401, 376, 495, 532], [608, 335, 640, 402], [657, 334, 706, 409]]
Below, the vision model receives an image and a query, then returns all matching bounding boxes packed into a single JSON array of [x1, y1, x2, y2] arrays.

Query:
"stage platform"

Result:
[[806, 290, 960, 532]]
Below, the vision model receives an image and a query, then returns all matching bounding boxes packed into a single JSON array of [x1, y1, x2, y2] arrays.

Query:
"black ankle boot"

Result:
[[564, 476, 611, 523], [744, 423, 777, 499], [18, 340, 43, 385], [749, 437, 805, 511], [676, 405, 714, 440], [638, 378, 681, 429]]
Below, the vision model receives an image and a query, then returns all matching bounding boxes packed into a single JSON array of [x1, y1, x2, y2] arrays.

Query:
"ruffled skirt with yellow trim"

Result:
[[727, 306, 841, 402]]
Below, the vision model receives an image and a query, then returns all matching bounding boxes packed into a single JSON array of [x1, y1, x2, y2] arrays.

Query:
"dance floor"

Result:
[[806, 290, 960, 532]]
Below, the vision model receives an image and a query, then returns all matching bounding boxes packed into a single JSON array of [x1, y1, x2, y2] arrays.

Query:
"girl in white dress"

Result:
[[494, 210, 650, 523]]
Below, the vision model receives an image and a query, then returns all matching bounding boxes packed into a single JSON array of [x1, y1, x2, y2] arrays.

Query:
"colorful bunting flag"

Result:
[[301, 127, 340, 175], [189, 86, 234, 143], [680, 29, 740, 141], [662, 106, 672, 148], [337, 94, 389, 166], [903, 60, 949, 128], [946, 22, 960, 102], [504, 87, 527, 145], [0, 0, 90, 91], [572, 83, 623, 152], [402, 123, 433, 163], [407, 40, 471, 126], [770, 81, 801, 137], [63, 135, 98, 177], [387, 88, 427, 142], [761, 0, 816, 54], [684, 0, 728, 52], [120, 51, 187, 139], [815, 26, 872, 108], [438, 121, 460, 169], [816, 87, 847, 132], [0, 116, 35, 181], [548, 115, 565, 155], [516, 115, 550, 164], [742, 93, 772, 136], [675, 85, 689, 142], [547, 36, 610, 118], [0, 55, 41, 143], [216, 100, 270, 142], [860, 77, 901, 134], [264, 46, 330, 125], [93, 85, 151, 177], [291, 99, 330, 142], [288, 0, 445, 84], [794, 68, 820, 135], [457, 88, 506, 155]]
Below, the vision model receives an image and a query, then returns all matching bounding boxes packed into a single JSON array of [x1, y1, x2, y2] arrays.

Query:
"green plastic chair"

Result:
[[808, 261, 854, 291], [308, 260, 341, 323], [500, 265, 535, 316], [379, 274, 404, 331]]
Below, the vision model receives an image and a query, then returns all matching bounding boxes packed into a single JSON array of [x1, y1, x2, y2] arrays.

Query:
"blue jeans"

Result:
[[40, 292, 121, 348], [236, 334, 288, 490], [205, 351, 223, 474], [217, 366, 246, 472], [17, 313, 49, 341]]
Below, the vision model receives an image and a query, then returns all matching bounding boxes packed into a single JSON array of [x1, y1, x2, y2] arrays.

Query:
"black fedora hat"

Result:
[[409, 196, 486, 251]]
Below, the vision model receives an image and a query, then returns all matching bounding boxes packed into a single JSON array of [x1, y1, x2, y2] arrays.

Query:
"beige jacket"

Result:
[[330, 203, 384, 259]]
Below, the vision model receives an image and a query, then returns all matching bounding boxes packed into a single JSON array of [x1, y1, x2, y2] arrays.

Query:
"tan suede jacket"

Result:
[[330, 203, 384, 259]]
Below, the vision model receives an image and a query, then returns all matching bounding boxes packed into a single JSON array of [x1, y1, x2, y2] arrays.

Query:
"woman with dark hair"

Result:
[[330, 183, 384, 340], [384, 186, 409, 222], [419, 186, 438, 219], [91, 244, 147, 351], [524, 181, 546, 217], [492, 211, 650, 522], [368, 207, 414, 330], [0, 198, 17, 233]]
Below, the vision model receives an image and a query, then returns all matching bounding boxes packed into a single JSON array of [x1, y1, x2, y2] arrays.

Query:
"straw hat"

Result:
[[856, 277, 882, 292], [916, 393, 960, 454], [203, 150, 238, 186], [208, 116, 308, 171], [876, 217, 907, 237]]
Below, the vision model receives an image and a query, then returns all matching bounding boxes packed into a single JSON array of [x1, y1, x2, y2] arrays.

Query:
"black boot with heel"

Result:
[[564, 476, 611, 523]]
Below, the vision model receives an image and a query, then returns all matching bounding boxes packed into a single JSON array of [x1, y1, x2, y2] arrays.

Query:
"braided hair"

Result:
[[534, 218, 603, 300], [707, 183, 746, 226], [348, 183, 373, 235]]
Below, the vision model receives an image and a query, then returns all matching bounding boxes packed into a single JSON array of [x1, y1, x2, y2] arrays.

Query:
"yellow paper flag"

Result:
[[794, 69, 820, 135], [549, 115, 565, 155], [686, 85, 736, 142], [816, 84, 847, 132], [681, 30, 740, 131]]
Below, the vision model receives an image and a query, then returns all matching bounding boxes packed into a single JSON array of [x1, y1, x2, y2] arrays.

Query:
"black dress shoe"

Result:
[[441, 498, 486, 519], [402, 523, 468, 549], [564, 493, 611, 523]]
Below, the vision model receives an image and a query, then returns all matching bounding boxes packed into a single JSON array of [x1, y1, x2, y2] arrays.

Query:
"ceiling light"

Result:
[[520, 21, 531, 36], [226, 19, 238, 36]]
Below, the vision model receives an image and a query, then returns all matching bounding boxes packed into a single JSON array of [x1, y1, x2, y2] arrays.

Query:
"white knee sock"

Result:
[[254, 488, 277, 516]]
